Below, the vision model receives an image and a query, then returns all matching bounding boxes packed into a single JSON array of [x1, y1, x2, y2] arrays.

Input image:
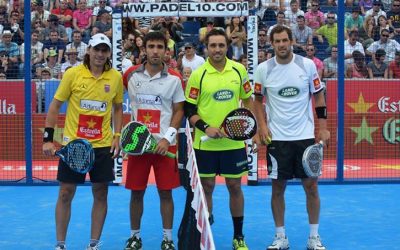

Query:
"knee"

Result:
[[305, 182, 319, 198], [131, 190, 145, 202], [226, 181, 242, 195], [58, 188, 74, 204], [92, 185, 108, 202]]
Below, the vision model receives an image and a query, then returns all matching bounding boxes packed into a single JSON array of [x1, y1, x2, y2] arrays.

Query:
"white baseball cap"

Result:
[[88, 33, 111, 49]]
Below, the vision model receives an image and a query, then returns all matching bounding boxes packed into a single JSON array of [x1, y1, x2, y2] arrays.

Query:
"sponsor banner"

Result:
[[0, 80, 36, 114], [123, 2, 248, 18], [112, 12, 123, 74]]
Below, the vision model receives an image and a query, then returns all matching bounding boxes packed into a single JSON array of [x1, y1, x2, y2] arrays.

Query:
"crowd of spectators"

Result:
[[0, 0, 399, 82]]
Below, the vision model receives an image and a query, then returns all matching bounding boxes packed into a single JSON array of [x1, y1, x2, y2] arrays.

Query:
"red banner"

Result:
[[0, 80, 37, 114]]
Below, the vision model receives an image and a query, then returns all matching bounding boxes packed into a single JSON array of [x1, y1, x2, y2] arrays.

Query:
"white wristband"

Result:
[[163, 127, 177, 144]]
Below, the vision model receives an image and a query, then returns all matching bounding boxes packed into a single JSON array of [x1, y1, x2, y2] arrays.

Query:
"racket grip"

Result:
[[200, 135, 211, 142], [166, 152, 176, 159]]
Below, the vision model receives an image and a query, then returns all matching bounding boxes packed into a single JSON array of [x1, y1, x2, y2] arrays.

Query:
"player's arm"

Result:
[[43, 98, 64, 156], [111, 102, 123, 158], [314, 90, 330, 146]]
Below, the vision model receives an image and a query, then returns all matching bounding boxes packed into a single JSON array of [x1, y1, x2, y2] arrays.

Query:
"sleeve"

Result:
[[172, 78, 186, 104], [113, 74, 124, 104], [54, 68, 73, 102], [238, 64, 253, 100], [254, 64, 266, 96], [308, 61, 325, 94], [184, 70, 201, 105]]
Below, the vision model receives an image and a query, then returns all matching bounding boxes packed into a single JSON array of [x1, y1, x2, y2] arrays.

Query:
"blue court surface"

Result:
[[0, 184, 399, 250]]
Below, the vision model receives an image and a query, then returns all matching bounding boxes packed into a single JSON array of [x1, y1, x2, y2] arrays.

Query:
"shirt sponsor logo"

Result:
[[243, 81, 251, 94], [104, 84, 110, 93], [137, 109, 161, 133], [77, 114, 103, 139], [278, 87, 299, 97], [254, 83, 262, 94], [213, 89, 234, 101], [136, 94, 162, 105], [189, 87, 199, 100], [80, 100, 107, 112], [313, 77, 321, 90]]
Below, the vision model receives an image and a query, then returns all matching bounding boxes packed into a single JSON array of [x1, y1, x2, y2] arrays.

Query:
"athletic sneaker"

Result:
[[307, 235, 326, 250], [125, 236, 143, 250], [267, 234, 289, 250], [161, 238, 175, 250], [232, 236, 249, 250], [55, 245, 66, 250], [86, 242, 102, 250]]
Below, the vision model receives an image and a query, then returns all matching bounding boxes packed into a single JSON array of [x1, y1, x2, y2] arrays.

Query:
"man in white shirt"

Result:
[[284, 0, 304, 29], [66, 30, 88, 61], [177, 42, 205, 71], [365, 0, 387, 23], [344, 30, 365, 64], [367, 28, 400, 63]]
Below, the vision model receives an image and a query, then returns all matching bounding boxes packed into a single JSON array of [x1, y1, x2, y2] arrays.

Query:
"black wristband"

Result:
[[43, 127, 55, 143], [315, 106, 327, 119], [194, 119, 210, 133]]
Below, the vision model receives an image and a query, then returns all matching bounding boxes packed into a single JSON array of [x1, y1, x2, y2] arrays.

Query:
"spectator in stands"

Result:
[[258, 28, 271, 51], [367, 28, 400, 63], [0, 13, 6, 35], [199, 17, 216, 44], [164, 17, 184, 43], [359, 0, 374, 15], [258, 49, 268, 63], [285, 0, 305, 28], [389, 50, 400, 78], [32, 18, 45, 42], [315, 11, 338, 51], [226, 16, 246, 42], [163, 28, 176, 59], [388, 0, 400, 42], [228, 34, 247, 61], [0, 69, 6, 79], [345, 30, 365, 64], [238, 53, 248, 68], [122, 17, 139, 38], [365, 0, 387, 23], [91, 9, 112, 38], [367, 48, 389, 78], [92, 0, 112, 24], [254, 0, 280, 20], [7, 10, 24, 46], [122, 32, 137, 63], [73, 0, 92, 43], [164, 47, 178, 71], [44, 15, 68, 43], [323, 45, 338, 78], [51, 0, 73, 42], [267, 11, 289, 43], [0, 30, 19, 65], [133, 35, 146, 65], [20, 30, 44, 78], [60, 47, 81, 78], [359, 15, 376, 49], [345, 6, 364, 35], [304, 0, 325, 32], [43, 29, 66, 64], [0, 50, 18, 79], [31, 0, 50, 26], [306, 44, 324, 78], [66, 30, 88, 61], [177, 42, 205, 71], [292, 15, 313, 55], [181, 66, 192, 88], [373, 15, 394, 40], [40, 67, 53, 80], [346, 50, 369, 78], [41, 49, 62, 79]]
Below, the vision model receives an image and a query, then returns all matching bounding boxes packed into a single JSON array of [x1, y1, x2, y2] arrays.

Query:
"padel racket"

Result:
[[120, 121, 176, 159], [200, 108, 257, 142], [55, 139, 95, 174], [302, 141, 324, 178]]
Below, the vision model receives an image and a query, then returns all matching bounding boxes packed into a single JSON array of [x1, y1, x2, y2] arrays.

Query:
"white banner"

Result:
[[246, 16, 258, 183], [112, 12, 123, 73], [123, 2, 248, 17]]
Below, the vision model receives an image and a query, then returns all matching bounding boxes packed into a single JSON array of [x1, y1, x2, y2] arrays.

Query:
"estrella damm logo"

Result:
[[383, 118, 400, 144], [278, 87, 299, 97], [213, 89, 234, 101]]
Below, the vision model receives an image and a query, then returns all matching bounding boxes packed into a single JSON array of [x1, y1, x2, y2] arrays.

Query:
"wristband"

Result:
[[315, 106, 327, 119], [43, 127, 55, 143], [195, 119, 209, 133], [113, 133, 121, 138], [163, 127, 177, 144]]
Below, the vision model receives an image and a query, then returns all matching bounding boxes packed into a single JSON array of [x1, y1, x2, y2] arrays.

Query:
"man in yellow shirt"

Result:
[[42, 33, 123, 250]]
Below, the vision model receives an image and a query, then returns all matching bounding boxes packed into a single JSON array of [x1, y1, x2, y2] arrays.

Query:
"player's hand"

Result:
[[43, 142, 56, 157], [205, 127, 225, 139], [110, 137, 121, 159], [257, 126, 272, 146], [155, 138, 170, 156], [318, 129, 330, 147]]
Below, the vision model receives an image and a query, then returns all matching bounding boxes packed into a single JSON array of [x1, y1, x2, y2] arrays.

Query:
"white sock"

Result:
[[163, 228, 173, 241], [275, 226, 285, 237], [130, 229, 140, 238], [309, 224, 319, 237]]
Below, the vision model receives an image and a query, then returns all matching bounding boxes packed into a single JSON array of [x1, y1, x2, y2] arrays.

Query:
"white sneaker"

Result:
[[55, 245, 66, 250], [267, 234, 289, 250], [86, 242, 102, 250], [307, 235, 326, 250]]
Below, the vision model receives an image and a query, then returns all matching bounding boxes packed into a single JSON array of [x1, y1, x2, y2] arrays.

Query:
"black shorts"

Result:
[[57, 147, 115, 184], [194, 148, 250, 178], [267, 139, 314, 180]]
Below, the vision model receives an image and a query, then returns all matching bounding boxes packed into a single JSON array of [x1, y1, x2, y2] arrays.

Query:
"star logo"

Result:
[[143, 112, 152, 123], [350, 117, 379, 144], [87, 119, 96, 128], [347, 93, 374, 113]]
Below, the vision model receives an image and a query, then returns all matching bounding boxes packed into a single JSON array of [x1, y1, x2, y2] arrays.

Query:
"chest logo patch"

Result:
[[278, 87, 299, 97], [136, 94, 162, 105], [213, 89, 234, 101], [77, 114, 103, 139]]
